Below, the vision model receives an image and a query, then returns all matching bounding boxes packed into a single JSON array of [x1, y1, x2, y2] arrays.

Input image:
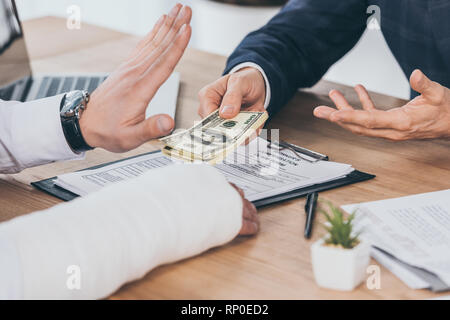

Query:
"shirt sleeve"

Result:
[[0, 95, 84, 174], [229, 62, 271, 110], [0, 164, 243, 299]]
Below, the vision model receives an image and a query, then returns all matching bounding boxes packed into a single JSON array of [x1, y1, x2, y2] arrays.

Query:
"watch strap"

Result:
[[60, 93, 94, 153]]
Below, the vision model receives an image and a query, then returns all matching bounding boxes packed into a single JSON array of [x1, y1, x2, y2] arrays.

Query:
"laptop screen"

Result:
[[0, 0, 32, 98]]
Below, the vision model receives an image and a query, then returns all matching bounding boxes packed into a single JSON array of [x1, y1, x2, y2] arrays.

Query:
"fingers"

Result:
[[219, 79, 246, 119], [313, 106, 338, 120], [354, 84, 375, 110], [198, 76, 229, 118], [158, 5, 192, 53], [315, 106, 413, 140], [240, 220, 259, 236], [242, 199, 258, 223], [315, 86, 371, 119], [109, 114, 174, 152], [332, 122, 408, 141], [198, 68, 266, 120], [129, 15, 165, 59], [230, 183, 259, 236], [152, 4, 184, 48], [133, 114, 175, 145], [230, 183, 245, 197], [410, 69, 445, 105], [239, 199, 259, 236], [157, 23, 192, 74], [315, 85, 409, 130], [317, 86, 374, 116], [329, 109, 410, 130], [131, 4, 191, 70], [329, 90, 354, 110], [139, 24, 191, 101], [314, 80, 447, 141]]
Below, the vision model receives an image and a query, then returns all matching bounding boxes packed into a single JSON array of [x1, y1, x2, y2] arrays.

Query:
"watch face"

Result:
[[61, 109, 76, 118], [60, 91, 85, 118]]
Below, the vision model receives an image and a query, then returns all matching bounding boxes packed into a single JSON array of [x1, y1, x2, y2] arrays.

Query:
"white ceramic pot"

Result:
[[311, 238, 371, 291]]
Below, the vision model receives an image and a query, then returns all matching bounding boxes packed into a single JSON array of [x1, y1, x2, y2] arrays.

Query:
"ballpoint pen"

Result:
[[304, 192, 319, 239]]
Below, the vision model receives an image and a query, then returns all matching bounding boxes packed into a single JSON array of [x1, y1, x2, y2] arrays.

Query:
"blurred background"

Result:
[[15, 0, 410, 99]]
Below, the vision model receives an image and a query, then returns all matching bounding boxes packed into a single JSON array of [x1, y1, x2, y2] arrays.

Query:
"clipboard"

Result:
[[31, 142, 375, 208]]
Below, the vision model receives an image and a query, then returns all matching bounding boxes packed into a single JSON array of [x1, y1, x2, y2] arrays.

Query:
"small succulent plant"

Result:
[[320, 202, 360, 249]]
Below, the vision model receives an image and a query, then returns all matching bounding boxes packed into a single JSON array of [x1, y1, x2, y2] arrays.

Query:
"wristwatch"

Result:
[[60, 90, 94, 153]]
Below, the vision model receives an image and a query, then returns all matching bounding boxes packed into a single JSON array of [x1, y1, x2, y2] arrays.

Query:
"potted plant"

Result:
[[311, 202, 370, 291]]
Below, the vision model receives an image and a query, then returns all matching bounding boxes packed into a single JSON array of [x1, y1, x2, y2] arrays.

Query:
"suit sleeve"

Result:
[[224, 0, 367, 115]]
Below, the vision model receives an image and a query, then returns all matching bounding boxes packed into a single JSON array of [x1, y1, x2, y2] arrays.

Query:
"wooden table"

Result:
[[1, 17, 449, 300]]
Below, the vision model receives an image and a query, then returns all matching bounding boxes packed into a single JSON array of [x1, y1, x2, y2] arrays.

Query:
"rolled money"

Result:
[[160, 110, 268, 164]]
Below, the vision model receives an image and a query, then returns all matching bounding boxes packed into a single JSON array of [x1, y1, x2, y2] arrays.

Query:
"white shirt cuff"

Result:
[[0, 95, 84, 173], [229, 62, 271, 110]]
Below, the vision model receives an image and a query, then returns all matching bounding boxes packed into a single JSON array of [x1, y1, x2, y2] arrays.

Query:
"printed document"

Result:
[[343, 190, 450, 289], [55, 138, 354, 202]]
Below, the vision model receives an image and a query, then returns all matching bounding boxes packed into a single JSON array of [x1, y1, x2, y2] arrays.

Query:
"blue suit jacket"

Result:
[[224, 0, 450, 115]]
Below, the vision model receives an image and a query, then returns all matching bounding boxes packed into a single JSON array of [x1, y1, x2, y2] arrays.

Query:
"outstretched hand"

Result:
[[314, 69, 450, 141]]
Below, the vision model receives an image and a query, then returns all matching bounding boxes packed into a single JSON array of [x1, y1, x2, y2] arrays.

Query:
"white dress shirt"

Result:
[[0, 95, 83, 174], [0, 97, 242, 299]]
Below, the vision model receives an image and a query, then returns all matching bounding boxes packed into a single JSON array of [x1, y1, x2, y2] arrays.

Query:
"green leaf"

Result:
[[319, 201, 361, 249]]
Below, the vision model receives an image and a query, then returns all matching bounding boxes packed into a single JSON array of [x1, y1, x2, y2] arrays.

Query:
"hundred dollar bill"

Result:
[[160, 110, 268, 164]]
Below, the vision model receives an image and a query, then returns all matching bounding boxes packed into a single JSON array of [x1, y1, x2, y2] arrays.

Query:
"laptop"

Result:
[[0, 0, 179, 119]]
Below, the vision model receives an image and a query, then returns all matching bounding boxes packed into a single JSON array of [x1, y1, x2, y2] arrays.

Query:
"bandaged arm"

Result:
[[0, 164, 242, 299]]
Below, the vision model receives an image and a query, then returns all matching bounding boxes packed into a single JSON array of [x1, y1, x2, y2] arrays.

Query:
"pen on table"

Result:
[[304, 192, 319, 239]]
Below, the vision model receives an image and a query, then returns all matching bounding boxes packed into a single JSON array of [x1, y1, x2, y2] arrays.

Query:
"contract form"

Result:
[[55, 138, 355, 202]]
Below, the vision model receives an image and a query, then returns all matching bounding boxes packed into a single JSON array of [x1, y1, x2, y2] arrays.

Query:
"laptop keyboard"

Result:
[[34, 75, 107, 100], [60, 77, 75, 93], [36, 77, 50, 99], [0, 75, 107, 101], [0, 84, 15, 101]]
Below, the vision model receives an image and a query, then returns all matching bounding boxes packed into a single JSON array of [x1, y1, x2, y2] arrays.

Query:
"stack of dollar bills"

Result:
[[160, 110, 268, 164]]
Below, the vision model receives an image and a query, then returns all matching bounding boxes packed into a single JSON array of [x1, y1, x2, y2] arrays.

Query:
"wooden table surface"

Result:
[[1, 17, 449, 300]]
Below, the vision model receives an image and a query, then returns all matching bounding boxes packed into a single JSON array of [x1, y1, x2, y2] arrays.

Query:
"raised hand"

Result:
[[80, 4, 192, 152]]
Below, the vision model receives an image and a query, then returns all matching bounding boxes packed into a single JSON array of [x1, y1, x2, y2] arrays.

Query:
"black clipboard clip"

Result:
[[267, 140, 329, 163]]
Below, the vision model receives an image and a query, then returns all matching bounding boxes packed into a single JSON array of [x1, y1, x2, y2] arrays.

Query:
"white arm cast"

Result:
[[0, 164, 242, 299]]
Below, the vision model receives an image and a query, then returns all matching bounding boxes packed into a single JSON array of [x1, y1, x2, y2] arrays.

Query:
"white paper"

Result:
[[55, 153, 172, 196], [343, 190, 450, 287], [217, 139, 353, 201], [56, 138, 354, 202], [371, 248, 429, 290], [430, 295, 450, 300]]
